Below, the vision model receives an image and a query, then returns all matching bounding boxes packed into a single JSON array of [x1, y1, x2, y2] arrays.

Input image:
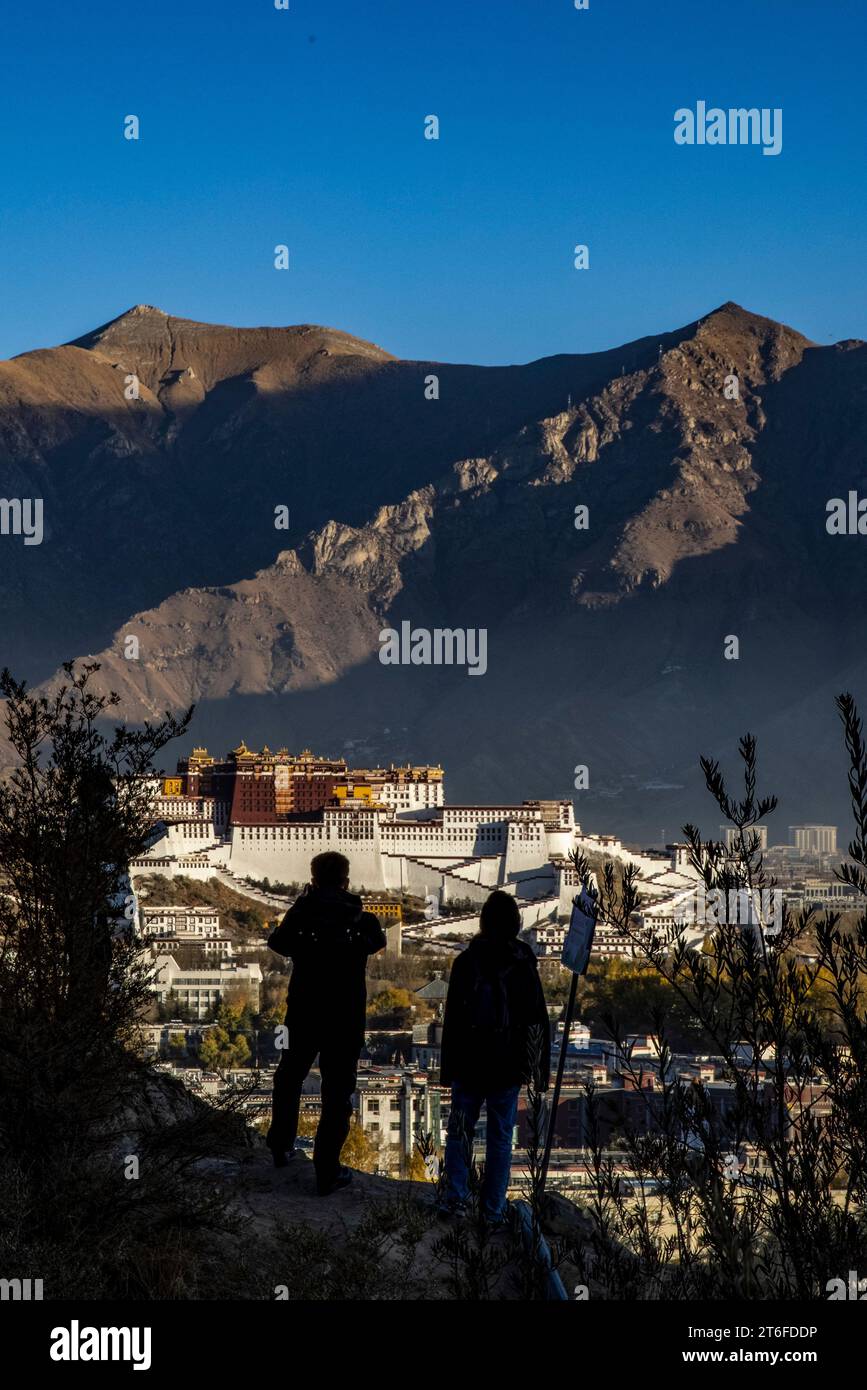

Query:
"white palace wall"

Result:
[[140, 799, 580, 903], [227, 813, 387, 890]]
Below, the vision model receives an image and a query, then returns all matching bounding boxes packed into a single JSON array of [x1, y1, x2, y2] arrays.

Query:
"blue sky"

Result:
[[1, 0, 864, 364]]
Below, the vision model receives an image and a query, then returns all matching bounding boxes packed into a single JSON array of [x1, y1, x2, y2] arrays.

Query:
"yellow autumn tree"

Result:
[[340, 1119, 379, 1173]]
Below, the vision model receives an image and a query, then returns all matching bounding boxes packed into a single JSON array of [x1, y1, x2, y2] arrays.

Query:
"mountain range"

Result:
[[2, 300, 866, 842]]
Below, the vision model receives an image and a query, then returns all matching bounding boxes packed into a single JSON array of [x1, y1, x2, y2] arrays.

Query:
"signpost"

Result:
[[539, 886, 598, 1191]]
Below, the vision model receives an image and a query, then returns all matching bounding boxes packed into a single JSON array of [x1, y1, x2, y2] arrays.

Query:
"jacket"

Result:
[[439, 934, 551, 1091], [267, 886, 386, 1038]]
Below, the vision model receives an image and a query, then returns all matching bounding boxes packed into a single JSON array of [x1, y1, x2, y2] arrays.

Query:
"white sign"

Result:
[[561, 890, 597, 974]]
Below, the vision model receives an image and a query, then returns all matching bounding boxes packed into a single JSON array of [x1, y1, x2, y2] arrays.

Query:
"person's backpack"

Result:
[[467, 960, 513, 1039]]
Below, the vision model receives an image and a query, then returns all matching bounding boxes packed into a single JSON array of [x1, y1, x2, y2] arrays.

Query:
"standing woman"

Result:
[[439, 890, 550, 1223]]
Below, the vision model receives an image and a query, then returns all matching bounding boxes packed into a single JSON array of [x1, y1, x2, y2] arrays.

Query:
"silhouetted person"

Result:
[[266, 852, 386, 1195], [439, 890, 550, 1223]]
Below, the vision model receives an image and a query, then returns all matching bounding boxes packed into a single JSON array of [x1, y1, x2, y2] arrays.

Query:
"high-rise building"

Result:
[[788, 825, 838, 854], [720, 825, 768, 850]]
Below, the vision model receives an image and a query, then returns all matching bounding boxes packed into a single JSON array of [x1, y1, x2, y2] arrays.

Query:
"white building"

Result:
[[362, 774, 443, 818], [525, 923, 568, 957], [133, 776, 723, 969], [152, 954, 263, 1019], [153, 795, 227, 829], [556, 1020, 592, 1049], [138, 799, 579, 904], [354, 1069, 442, 1155], [140, 906, 221, 938], [720, 825, 768, 850], [787, 878, 858, 909], [789, 825, 838, 854]]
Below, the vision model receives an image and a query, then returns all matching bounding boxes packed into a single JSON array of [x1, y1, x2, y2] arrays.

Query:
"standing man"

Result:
[[439, 890, 550, 1223], [266, 851, 386, 1195]]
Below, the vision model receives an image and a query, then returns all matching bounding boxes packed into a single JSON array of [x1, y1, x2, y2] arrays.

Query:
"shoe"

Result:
[[481, 1202, 510, 1230], [266, 1135, 296, 1169], [316, 1164, 353, 1197], [436, 1198, 469, 1221]]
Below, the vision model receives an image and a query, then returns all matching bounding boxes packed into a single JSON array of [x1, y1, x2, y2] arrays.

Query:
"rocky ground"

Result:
[[192, 1133, 588, 1300]]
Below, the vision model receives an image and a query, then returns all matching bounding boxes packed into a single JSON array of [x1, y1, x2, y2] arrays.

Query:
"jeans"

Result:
[[268, 1018, 359, 1182], [443, 1082, 520, 1219]]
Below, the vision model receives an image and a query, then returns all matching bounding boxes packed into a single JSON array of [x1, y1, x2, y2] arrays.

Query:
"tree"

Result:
[[0, 666, 265, 1298], [340, 1120, 378, 1173], [0, 662, 192, 1128], [366, 986, 415, 1028], [566, 712, 867, 1299], [198, 1031, 223, 1071], [407, 1149, 433, 1182], [258, 1001, 285, 1036], [199, 1005, 253, 1071]]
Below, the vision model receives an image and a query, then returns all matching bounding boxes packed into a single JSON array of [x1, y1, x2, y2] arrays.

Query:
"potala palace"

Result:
[[132, 743, 707, 946]]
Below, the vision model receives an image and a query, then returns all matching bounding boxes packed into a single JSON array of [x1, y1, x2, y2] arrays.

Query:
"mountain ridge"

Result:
[[2, 301, 865, 838]]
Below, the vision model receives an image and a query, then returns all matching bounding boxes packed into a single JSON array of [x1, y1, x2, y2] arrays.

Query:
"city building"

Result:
[[556, 1020, 592, 1050], [139, 905, 238, 958], [720, 825, 768, 850], [410, 1019, 443, 1072], [788, 825, 838, 854], [414, 972, 449, 1007], [140, 781, 581, 902], [140, 906, 221, 938], [152, 955, 263, 1019], [786, 877, 859, 910], [361, 897, 402, 955], [354, 1068, 443, 1155], [333, 764, 444, 818], [170, 745, 444, 826], [135, 745, 710, 964], [524, 922, 568, 957]]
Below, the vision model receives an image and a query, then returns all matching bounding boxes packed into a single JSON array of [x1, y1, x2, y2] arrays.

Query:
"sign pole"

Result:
[[539, 887, 597, 1193], [540, 968, 578, 1191]]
